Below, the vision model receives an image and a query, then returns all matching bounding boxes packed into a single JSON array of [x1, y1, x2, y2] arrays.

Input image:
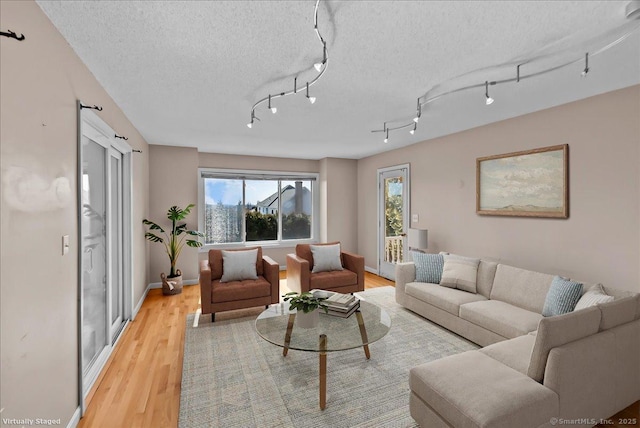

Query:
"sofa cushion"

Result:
[[211, 277, 271, 303], [412, 252, 444, 283], [209, 247, 263, 280], [410, 351, 559, 428], [460, 300, 542, 339], [440, 255, 480, 293], [542, 276, 583, 317], [220, 249, 259, 283], [480, 333, 536, 375], [574, 283, 614, 310], [477, 260, 498, 299], [490, 264, 554, 313], [527, 306, 601, 382], [405, 282, 487, 315], [310, 243, 343, 273], [309, 269, 357, 290], [598, 296, 638, 331]]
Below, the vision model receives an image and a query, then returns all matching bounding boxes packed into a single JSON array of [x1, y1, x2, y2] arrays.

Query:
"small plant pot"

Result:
[[161, 270, 183, 295], [296, 309, 319, 329]]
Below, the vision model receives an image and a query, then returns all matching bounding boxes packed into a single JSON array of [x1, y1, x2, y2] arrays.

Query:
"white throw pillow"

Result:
[[220, 249, 259, 283], [310, 244, 343, 273], [439, 255, 480, 293], [574, 283, 614, 311]]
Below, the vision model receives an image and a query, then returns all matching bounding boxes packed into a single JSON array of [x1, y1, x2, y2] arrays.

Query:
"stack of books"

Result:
[[313, 290, 360, 318]]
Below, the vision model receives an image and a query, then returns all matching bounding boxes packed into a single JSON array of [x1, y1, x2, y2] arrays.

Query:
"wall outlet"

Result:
[[412, 214, 419, 223], [62, 235, 70, 255]]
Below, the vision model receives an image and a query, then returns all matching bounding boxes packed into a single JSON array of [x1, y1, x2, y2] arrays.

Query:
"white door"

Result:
[[79, 107, 131, 411], [378, 165, 410, 280]]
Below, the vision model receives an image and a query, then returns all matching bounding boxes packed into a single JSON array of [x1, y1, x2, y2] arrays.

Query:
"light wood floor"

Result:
[[79, 272, 638, 427]]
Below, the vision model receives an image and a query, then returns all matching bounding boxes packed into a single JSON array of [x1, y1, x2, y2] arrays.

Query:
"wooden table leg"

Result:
[[355, 310, 371, 359], [319, 334, 327, 410], [283, 313, 295, 357]]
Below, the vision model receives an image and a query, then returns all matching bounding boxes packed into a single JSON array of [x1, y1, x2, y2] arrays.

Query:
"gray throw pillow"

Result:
[[220, 249, 259, 283], [412, 252, 444, 283], [542, 276, 583, 317], [440, 255, 480, 293], [310, 244, 343, 273]]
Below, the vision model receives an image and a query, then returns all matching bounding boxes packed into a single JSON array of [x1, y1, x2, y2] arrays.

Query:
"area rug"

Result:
[[179, 286, 478, 428]]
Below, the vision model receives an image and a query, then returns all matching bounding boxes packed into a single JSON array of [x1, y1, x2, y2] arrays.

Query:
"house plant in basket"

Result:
[[143, 204, 203, 295]]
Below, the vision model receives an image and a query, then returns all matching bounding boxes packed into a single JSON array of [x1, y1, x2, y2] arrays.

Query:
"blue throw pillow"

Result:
[[412, 252, 444, 284], [542, 276, 583, 317]]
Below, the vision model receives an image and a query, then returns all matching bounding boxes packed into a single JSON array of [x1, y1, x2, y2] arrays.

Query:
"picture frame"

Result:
[[476, 144, 569, 218]]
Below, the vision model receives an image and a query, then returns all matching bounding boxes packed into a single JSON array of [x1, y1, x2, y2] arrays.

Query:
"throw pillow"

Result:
[[310, 244, 343, 273], [220, 249, 259, 283], [574, 284, 614, 311], [412, 252, 444, 283], [440, 255, 480, 293], [542, 276, 583, 317]]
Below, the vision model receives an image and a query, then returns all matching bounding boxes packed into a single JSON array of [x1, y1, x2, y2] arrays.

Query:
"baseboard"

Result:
[[365, 265, 378, 275], [148, 278, 199, 289], [66, 406, 81, 428], [133, 283, 151, 320]]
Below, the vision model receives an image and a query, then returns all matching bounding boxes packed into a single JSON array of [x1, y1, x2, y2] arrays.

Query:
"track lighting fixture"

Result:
[[485, 81, 494, 105], [247, 112, 260, 129], [373, 2, 640, 143], [410, 123, 416, 135], [306, 82, 316, 104], [581, 53, 589, 77], [268, 94, 277, 114], [248, 0, 328, 126]]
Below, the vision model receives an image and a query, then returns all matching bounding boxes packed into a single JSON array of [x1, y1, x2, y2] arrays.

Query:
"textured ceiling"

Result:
[[37, 1, 640, 160]]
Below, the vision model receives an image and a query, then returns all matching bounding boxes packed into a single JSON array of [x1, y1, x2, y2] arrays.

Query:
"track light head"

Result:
[[314, 62, 324, 72], [413, 116, 420, 123], [409, 129, 415, 135], [247, 122, 253, 129], [384, 128, 389, 143], [581, 53, 589, 77], [410, 123, 417, 135], [268, 95, 277, 114], [308, 96, 316, 104], [485, 81, 494, 105]]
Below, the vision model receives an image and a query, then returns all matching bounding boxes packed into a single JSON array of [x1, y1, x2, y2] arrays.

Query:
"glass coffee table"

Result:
[[255, 298, 391, 410]]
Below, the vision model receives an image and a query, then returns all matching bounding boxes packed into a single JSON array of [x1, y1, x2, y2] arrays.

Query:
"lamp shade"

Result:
[[408, 228, 428, 249]]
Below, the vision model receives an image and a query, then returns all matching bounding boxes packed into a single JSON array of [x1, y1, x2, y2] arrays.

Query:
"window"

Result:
[[199, 169, 318, 246]]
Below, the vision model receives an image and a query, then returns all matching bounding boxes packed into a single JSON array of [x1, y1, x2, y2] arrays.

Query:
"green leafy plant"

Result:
[[283, 292, 329, 313], [143, 204, 204, 278]]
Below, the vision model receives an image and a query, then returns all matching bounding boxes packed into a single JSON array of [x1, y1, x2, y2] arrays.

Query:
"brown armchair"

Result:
[[286, 242, 364, 294], [199, 247, 279, 322]]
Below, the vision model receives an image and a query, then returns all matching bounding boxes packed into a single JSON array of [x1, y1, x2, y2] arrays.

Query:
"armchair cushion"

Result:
[[211, 277, 271, 303], [310, 270, 358, 290], [220, 249, 258, 283], [209, 247, 263, 280], [310, 243, 344, 273], [296, 242, 342, 272]]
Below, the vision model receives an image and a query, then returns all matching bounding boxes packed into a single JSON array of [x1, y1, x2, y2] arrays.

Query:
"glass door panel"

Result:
[[378, 167, 409, 280], [81, 136, 108, 373], [109, 153, 123, 341]]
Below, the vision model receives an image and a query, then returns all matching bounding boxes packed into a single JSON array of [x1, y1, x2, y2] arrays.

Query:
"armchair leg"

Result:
[[265, 305, 269, 309], [212, 313, 215, 323]]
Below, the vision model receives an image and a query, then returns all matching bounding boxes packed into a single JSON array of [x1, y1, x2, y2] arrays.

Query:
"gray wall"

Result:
[[0, 0, 150, 425], [358, 85, 640, 292]]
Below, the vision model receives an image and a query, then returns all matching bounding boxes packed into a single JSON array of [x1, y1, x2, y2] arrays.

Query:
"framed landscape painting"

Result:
[[476, 144, 568, 218]]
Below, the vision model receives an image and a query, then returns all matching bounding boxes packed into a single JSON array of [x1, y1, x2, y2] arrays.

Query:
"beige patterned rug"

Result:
[[179, 286, 478, 428]]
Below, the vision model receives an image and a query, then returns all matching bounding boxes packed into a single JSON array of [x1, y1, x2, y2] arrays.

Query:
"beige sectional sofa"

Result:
[[396, 258, 640, 428]]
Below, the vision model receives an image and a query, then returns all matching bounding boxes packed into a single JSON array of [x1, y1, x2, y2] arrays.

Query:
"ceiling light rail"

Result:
[[0, 29, 25, 41], [115, 134, 128, 141], [373, 7, 640, 143], [80, 103, 103, 111], [247, 0, 328, 129]]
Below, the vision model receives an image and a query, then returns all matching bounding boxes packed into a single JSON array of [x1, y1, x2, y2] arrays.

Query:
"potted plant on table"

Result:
[[143, 204, 204, 295], [283, 291, 329, 328]]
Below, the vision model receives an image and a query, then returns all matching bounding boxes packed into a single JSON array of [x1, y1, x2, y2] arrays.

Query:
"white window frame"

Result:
[[198, 168, 320, 250]]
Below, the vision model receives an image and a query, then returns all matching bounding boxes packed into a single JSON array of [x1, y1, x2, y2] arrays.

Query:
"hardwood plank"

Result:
[[78, 272, 637, 428]]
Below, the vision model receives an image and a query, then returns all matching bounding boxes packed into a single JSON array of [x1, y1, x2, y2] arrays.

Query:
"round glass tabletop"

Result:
[[255, 299, 391, 352]]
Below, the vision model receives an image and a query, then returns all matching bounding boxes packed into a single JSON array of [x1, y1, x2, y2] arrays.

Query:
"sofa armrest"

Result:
[[286, 253, 310, 293], [262, 256, 280, 304], [395, 262, 416, 306], [199, 259, 212, 314], [342, 251, 365, 292]]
